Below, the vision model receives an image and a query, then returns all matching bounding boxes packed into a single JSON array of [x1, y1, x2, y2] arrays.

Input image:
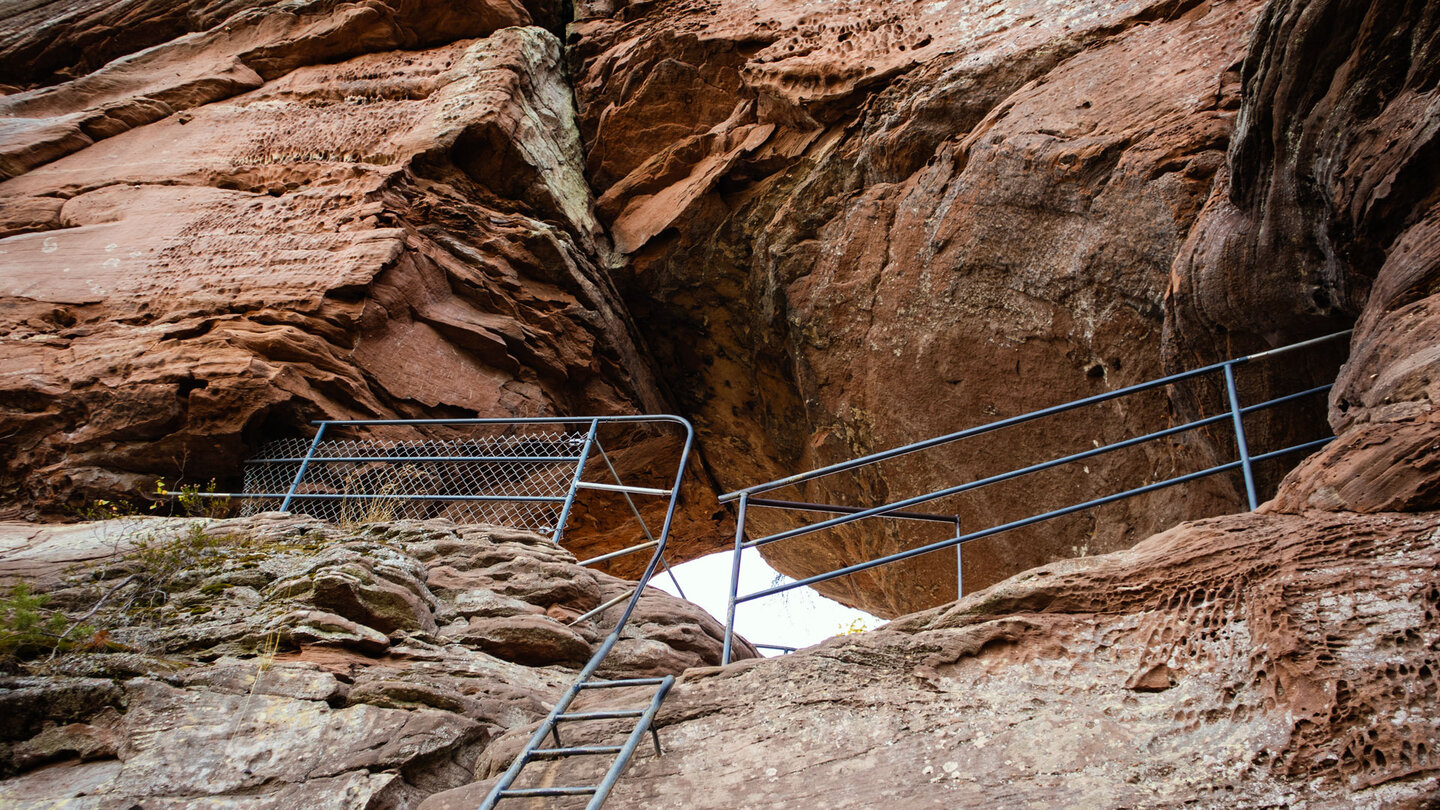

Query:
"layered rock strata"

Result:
[[1169, 0, 1440, 517], [563, 0, 1440, 615], [0, 4, 728, 561], [429, 509, 1440, 808], [0, 514, 751, 806], [4, 0, 1438, 622]]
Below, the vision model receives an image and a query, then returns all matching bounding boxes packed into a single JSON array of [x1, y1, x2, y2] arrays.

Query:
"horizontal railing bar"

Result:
[[754, 644, 799, 652], [719, 331, 1350, 502], [196, 492, 566, 502], [578, 540, 659, 567], [567, 589, 636, 626], [529, 745, 625, 759], [1251, 436, 1335, 461], [740, 382, 1334, 550], [556, 710, 645, 721], [579, 677, 668, 689], [575, 482, 673, 497], [748, 498, 958, 523], [1242, 331, 1353, 361], [1239, 382, 1332, 413], [742, 408, 1244, 549], [735, 437, 1333, 604], [245, 455, 582, 464], [311, 415, 692, 426]]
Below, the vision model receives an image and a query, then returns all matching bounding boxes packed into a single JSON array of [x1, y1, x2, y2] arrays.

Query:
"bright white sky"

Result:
[[650, 546, 881, 656]]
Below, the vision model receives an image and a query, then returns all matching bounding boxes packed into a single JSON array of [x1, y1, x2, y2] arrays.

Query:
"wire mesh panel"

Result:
[[241, 425, 589, 534]]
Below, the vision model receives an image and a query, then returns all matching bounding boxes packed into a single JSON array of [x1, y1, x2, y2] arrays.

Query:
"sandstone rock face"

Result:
[[566, 0, 1294, 613], [0, 514, 752, 806], [2, 0, 1436, 639], [1166, 0, 1440, 516], [0, 3, 719, 550], [429, 509, 1440, 808]]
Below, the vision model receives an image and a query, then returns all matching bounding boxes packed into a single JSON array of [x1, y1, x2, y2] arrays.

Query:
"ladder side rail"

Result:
[[479, 416, 694, 808]]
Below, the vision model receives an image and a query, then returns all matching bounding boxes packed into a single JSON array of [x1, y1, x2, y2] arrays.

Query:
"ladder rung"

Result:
[[579, 677, 667, 689], [556, 709, 644, 721], [499, 786, 599, 797], [574, 481, 673, 497], [530, 745, 624, 759]]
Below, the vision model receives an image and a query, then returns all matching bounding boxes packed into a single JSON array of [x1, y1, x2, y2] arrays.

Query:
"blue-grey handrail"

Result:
[[737, 382, 1335, 551], [720, 331, 1351, 663], [718, 331, 1350, 503]]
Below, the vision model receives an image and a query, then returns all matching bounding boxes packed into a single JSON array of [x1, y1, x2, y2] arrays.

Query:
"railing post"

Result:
[[553, 418, 599, 543], [280, 422, 327, 512], [954, 516, 964, 602], [722, 492, 747, 665], [1223, 362, 1260, 510]]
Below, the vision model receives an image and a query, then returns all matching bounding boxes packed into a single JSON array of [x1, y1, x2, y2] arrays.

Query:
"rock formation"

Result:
[[1169, 0, 1440, 519], [2, 0, 1439, 804], [6, 0, 1435, 615], [0, 514, 752, 805], [564, 0, 1339, 611], [0, 2, 724, 570], [429, 509, 1440, 808]]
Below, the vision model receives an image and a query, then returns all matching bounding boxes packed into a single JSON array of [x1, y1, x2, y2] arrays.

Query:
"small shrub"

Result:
[[72, 498, 137, 522], [153, 478, 232, 519], [129, 523, 246, 594], [0, 583, 96, 663]]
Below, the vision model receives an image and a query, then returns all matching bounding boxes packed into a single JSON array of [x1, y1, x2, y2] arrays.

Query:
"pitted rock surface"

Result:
[[430, 510, 1440, 809]]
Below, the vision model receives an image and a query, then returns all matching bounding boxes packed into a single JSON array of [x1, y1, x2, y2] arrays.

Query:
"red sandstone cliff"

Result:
[[3, 0, 1438, 610], [1, 0, 1439, 805]]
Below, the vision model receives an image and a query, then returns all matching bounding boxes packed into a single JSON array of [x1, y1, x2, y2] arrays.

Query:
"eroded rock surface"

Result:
[[0, 5, 712, 547], [564, 0, 1314, 613], [556, 0, 1440, 616], [1165, 0, 1440, 517], [431, 510, 1440, 808], [0, 514, 752, 806]]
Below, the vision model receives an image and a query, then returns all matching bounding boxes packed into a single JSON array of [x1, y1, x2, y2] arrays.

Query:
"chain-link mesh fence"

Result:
[[240, 425, 590, 535]]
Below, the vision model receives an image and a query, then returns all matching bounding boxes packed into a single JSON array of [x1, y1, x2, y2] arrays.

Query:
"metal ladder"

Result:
[[479, 416, 696, 807], [480, 641, 676, 807]]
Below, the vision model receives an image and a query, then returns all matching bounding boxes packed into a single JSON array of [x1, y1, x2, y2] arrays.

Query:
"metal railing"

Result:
[[228, 417, 690, 586], [478, 416, 696, 808], [718, 331, 1351, 663], [213, 415, 698, 807]]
